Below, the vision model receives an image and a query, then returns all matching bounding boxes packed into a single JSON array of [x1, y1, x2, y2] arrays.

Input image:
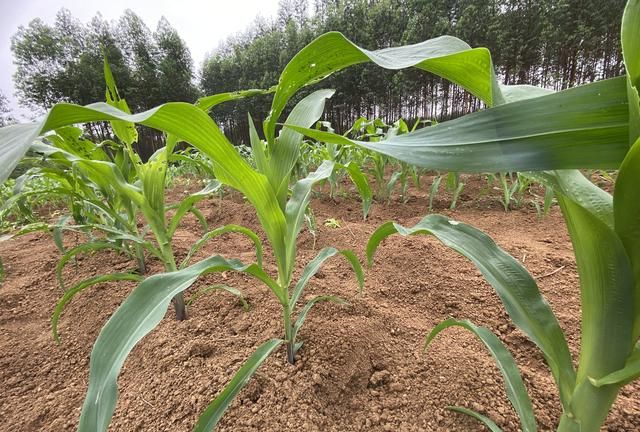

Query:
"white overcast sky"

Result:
[[0, 0, 281, 119]]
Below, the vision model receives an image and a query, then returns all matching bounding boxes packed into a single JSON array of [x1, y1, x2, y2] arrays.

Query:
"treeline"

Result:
[[0, 91, 14, 127], [10, 1, 625, 151], [203, 0, 625, 142], [11, 9, 197, 158]]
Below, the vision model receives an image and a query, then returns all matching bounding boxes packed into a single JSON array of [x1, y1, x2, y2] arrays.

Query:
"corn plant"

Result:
[[296, 121, 373, 219], [0, 76, 368, 430], [0, 174, 66, 231], [293, 2, 639, 430]]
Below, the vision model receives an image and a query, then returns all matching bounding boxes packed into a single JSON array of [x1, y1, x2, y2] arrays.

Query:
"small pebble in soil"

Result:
[[389, 381, 404, 392]]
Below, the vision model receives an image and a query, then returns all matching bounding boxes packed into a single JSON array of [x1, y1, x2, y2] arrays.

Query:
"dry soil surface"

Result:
[[1, 175, 638, 431]]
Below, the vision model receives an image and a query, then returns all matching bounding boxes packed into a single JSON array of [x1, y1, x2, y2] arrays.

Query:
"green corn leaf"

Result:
[[284, 77, 629, 173], [103, 57, 137, 146], [271, 89, 335, 205], [524, 170, 613, 229], [557, 195, 634, 383], [196, 88, 273, 112], [283, 160, 335, 286], [12, 222, 52, 237], [337, 161, 372, 220], [248, 114, 268, 174], [169, 153, 216, 178], [499, 85, 553, 103], [265, 32, 504, 144], [426, 319, 537, 432], [52, 215, 71, 253], [447, 406, 503, 432], [589, 344, 640, 387], [86, 224, 161, 258], [551, 185, 635, 429], [0, 122, 41, 182], [167, 181, 221, 237], [623, 0, 640, 145], [78, 255, 284, 432], [180, 225, 263, 269], [623, 0, 640, 83], [188, 206, 208, 234], [556, 191, 634, 429], [290, 247, 364, 307], [193, 338, 283, 432], [613, 137, 640, 339], [428, 175, 443, 211], [74, 159, 144, 207], [186, 284, 249, 311], [0, 101, 288, 282], [386, 171, 402, 201], [52, 272, 143, 343], [53, 126, 111, 161], [139, 158, 167, 216], [367, 215, 575, 407]]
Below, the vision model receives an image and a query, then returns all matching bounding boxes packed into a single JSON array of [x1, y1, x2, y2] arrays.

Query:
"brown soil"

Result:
[[1, 174, 638, 432]]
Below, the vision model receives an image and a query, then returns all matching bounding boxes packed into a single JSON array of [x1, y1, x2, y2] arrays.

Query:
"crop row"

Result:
[[0, 2, 639, 431]]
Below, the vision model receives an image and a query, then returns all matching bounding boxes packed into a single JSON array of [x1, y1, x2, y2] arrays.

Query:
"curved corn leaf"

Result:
[[524, 170, 613, 229], [167, 180, 221, 237], [554, 193, 634, 427], [271, 89, 335, 205], [613, 137, 640, 339], [265, 32, 504, 144], [426, 319, 537, 432], [386, 171, 402, 201], [78, 255, 284, 432], [428, 175, 443, 211], [169, 152, 216, 178], [624, 0, 640, 88], [179, 224, 263, 269], [188, 207, 208, 233], [285, 77, 629, 172], [367, 215, 575, 407], [196, 88, 273, 112], [103, 57, 137, 146], [290, 246, 364, 307], [52, 272, 143, 343], [56, 241, 128, 290], [186, 284, 249, 311], [623, 0, 640, 144], [447, 406, 503, 432], [193, 338, 283, 432], [53, 217, 77, 253], [0, 122, 42, 182], [0, 102, 288, 284], [12, 222, 52, 237], [557, 195, 634, 383], [337, 161, 372, 219], [248, 114, 268, 174], [589, 344, 640, 387], [292, 295, 347, 345], [283, 160, 335, 286]]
